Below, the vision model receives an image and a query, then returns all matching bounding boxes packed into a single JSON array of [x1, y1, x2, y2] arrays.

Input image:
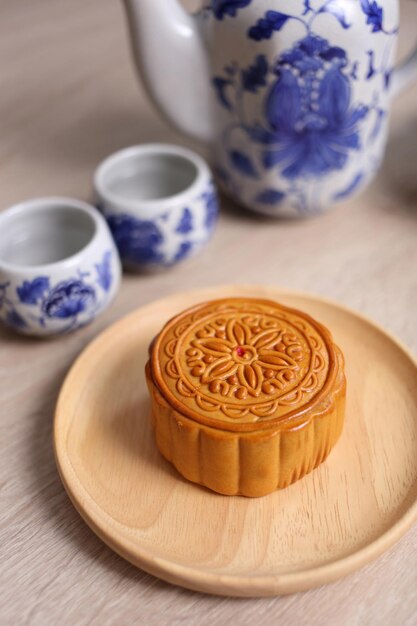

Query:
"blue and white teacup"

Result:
[[94, 144, 219, 271], [0, 197, 121, 337]]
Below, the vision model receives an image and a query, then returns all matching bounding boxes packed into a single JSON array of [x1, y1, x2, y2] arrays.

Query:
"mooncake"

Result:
[[146, 298, 346, 497]]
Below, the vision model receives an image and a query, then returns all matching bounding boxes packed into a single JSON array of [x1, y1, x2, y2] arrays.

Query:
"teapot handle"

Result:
[[391, 42, 417, 97]]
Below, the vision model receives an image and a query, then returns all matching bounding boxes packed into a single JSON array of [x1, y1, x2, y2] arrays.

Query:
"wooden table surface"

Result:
[[1, 1, 416, 624]]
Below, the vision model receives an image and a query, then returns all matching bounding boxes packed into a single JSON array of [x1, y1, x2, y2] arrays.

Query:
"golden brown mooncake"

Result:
[[146, 297, 346, 497]]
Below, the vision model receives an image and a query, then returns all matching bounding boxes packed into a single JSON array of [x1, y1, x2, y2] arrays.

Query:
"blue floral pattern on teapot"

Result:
[[208, 0, 398, 216]]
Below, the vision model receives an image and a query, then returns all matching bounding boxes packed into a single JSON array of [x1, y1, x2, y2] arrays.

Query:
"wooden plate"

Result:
[[54, 286, 417, 597]]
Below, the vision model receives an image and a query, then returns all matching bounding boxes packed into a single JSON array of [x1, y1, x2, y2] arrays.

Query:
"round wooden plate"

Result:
[[54, 286, 417, 597]]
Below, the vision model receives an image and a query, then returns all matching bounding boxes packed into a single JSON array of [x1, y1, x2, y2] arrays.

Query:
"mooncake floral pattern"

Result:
[[189, 318, 304, 400], [156, 301, 330, 421]]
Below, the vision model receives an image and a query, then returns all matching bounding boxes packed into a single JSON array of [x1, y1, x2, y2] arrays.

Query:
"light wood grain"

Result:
[[1, 0, 417, 623], [54, 287, 417, 596]]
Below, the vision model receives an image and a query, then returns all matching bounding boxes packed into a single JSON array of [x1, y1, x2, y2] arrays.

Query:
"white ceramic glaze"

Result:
[[94, 144, 218, 270], [123, 0, 417, 217], [0, 198, 121, 337], [123, 0, 214, 142]]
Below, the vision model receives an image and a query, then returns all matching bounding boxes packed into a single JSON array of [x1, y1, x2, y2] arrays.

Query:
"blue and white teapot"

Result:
[[123, 0, 417, 217]]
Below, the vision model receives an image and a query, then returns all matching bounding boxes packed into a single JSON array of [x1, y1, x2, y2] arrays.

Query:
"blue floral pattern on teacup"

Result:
[[95, 250, 113, 292], [175, 208, 193, 234], [17, 276, 50, 305], [106, 214, 165, 266], [202, 187, 219, 230], [41, 280, 96, 319], [0, 250, 114, 334], [5, 308, 27, 330], [101, 182, 218, 269]]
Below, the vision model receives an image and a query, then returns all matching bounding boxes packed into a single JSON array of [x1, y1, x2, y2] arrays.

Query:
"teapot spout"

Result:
[[123, 0, 214, 143]]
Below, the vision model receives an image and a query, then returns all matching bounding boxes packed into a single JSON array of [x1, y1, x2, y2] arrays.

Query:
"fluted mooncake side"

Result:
[[146, 298, 346, 497]]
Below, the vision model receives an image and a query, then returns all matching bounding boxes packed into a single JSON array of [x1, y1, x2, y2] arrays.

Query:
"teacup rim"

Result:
[[0, 197, 107, 275], [93, 143, 212, 217]]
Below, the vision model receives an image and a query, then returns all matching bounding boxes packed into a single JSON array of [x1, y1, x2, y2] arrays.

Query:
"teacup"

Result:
[[94, 144, 219, 271], [0, 197, 121, 337]]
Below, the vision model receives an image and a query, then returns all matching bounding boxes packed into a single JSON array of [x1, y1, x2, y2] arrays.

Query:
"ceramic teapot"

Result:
[[123, 0, 417, 217]]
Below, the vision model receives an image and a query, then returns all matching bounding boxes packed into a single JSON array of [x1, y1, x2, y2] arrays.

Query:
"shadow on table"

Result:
[[379, 115, 417, 212], [218, 189, 327, 225], [0, 324, 44, 344]]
